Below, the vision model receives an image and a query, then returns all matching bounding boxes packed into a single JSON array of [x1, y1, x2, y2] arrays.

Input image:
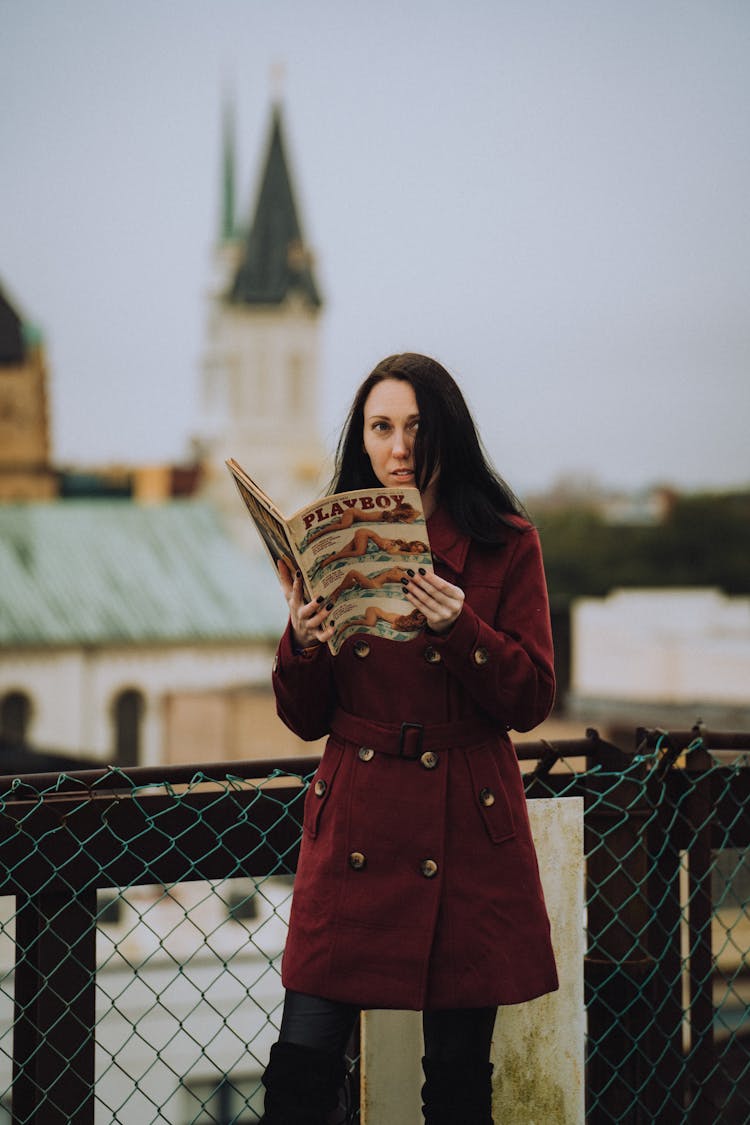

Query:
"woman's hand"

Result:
[[278, 561, 335, 650], [402, 569, 464, 634]]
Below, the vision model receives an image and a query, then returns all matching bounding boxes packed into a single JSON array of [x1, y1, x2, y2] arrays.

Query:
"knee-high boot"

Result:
[[259, 1040, 347, 1125], [421, 1055, 494, 1125]]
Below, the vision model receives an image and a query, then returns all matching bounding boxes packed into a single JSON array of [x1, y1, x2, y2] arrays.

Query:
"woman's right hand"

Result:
[[278, 560, 335, 650]]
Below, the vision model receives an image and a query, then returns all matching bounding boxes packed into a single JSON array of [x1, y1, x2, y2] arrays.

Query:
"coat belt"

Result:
[[330, 708, 496, 760]]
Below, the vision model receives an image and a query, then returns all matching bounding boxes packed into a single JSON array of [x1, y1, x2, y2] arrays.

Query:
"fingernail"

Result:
[[295, 570, 302, 578], [325, 602, 334, 611], [316, 596, 324, 603], [418, 568, 426, 576], [407, 569, 415, 577], [400, 578, 409, 586]]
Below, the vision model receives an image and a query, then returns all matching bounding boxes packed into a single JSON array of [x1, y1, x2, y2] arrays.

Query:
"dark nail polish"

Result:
[[407, 569, 415, 577], [295, 570, 302, 578], [400, 577, 409, 585], [418, 568, 426, 576], [316, 596, 325, 603], [325, 603, 334, 611]]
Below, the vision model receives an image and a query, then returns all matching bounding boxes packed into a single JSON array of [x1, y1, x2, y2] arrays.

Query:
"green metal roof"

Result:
[[0, 500, 287, 647]]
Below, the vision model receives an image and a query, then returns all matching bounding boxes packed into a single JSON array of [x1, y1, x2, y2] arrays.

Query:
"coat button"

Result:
[[353, 640, 370, 658], [473, 646, 489, 666], [420, 859, 438, 879], [358, 746, 375, 762], [349, 851, 367, 870], [272, 655, 279, 673], [479, 787, 495, 807], [423, 646, 442, 664], [420, 751, 439, 770], [314, 779, 327, 797]]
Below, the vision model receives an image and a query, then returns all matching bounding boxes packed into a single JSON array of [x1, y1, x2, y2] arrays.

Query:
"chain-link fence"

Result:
[[0, 728, 748, 1124]]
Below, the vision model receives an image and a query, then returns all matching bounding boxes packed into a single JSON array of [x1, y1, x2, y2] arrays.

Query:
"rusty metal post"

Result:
[[684, 744, 718, 1122], [645, 768, 687, 1123], [584, 739, 654, 1124], [12, 890, 97, 1124]]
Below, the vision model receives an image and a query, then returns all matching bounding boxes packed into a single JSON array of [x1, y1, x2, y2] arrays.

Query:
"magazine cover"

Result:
[[226, 459, 434, 654]]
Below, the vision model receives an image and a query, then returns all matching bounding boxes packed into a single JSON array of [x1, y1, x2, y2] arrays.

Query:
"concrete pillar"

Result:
[[360, 796, 585, 1125]]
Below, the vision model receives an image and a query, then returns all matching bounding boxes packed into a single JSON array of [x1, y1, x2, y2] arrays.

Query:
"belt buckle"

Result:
[[399, 722, 424, 760]]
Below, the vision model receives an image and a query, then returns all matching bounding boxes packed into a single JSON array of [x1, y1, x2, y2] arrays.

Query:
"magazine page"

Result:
[[288, 487, 433, 655], [226, 461, 305, 589]]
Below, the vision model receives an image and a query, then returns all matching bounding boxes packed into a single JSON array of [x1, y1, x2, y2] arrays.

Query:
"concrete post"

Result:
[[360, 796, 585, 1124]]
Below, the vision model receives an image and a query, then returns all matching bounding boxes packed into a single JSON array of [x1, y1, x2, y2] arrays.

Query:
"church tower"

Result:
[[199, 101, 327, 535], [0, 283, 57, 501]]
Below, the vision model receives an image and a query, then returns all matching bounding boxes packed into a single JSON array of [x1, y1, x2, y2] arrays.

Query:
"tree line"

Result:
[[534, 490, 750, 604]]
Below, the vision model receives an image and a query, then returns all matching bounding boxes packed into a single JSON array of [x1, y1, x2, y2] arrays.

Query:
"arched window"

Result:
[[0, 691, 32, 745], [112, 689, 145, 768]]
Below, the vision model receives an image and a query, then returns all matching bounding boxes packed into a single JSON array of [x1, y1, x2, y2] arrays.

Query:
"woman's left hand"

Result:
[[402, 570, 464, 634]]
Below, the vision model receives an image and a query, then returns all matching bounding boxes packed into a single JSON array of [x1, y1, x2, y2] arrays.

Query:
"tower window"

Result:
[[288, 354, 304, 414]]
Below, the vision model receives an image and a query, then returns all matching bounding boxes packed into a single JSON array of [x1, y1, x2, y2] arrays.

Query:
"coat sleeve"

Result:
[[272, 620, 337, 740], [431, 526, 556, 732]]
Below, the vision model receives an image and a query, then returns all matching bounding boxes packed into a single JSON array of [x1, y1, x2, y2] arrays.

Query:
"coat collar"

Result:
[[426, 506, 472, 575], [427, 505, 525, 574]]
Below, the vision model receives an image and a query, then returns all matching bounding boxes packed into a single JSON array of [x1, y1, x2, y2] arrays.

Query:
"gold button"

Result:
[[314, 779, 327, 797], [349, 851, 366, 870], [420, 751, 439, 770], [353, 640, 370, 659], [479, 787, 495, 807], [473, 646, 489, 666], [358, 746, 375, 762], [424, 646, 442, 664], [420, 859, 438, 879]]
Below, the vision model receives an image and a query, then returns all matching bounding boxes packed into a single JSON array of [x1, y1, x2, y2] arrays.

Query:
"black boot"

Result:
[[259, 1040, 347, 1124], [421, 1055, 494, 1125]]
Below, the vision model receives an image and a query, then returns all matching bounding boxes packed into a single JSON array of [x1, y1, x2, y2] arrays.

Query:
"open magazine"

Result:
[[226, 458, 433, 655]]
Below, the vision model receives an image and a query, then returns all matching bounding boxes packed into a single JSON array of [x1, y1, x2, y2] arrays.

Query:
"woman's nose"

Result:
[[392, 429, 411, 456]]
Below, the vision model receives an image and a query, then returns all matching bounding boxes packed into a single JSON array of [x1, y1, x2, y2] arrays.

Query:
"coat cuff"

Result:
[[425, 601, 481, 661]]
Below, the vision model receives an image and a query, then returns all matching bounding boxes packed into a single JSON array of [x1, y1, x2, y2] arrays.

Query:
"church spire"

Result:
[[220, 94, 236, 244], [228, 104, 322, 308]]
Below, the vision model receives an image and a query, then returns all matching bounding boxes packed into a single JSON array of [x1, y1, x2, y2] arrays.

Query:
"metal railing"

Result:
[[0, 727, 748, 1123]]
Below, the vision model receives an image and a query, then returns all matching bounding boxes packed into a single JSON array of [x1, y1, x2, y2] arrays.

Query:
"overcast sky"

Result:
[[2, 0, 749, 496]]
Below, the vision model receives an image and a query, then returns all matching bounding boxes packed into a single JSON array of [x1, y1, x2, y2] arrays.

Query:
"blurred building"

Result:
[[0, 284, 57, 501], [197, 100, 327, 543], [0, 101, 326, 770], [569, 587, 750, 736]]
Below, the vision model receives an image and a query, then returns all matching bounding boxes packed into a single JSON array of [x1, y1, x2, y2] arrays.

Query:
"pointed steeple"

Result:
[[220, 95, 237, 244], [228, 104, 322, 308]]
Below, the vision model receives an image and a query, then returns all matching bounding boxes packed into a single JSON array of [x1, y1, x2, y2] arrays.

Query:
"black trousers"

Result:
[[279, 989, 497, 1061]]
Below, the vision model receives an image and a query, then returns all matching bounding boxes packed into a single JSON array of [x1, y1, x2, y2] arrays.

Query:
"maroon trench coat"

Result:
[[272, 506, 559, 1010]]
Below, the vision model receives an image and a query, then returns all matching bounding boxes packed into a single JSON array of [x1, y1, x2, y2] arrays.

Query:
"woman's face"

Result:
[[362, 378, 439, 514]]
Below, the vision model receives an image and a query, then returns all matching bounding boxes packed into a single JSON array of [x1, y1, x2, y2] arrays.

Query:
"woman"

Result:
[[319, 529, 430, 568], [326, 565, 411, 606], [261, 354, 557, 1125]]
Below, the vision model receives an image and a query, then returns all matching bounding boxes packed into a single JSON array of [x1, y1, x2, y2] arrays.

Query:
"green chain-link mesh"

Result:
[[0, 732, 748, 1123]]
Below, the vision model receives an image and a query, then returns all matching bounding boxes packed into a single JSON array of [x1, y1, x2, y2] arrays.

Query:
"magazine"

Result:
[[225, 458, 433, 654]]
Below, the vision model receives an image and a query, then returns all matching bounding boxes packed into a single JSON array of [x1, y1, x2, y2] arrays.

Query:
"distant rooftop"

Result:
[[0, 500, 286, 646], [0, 285, 25, 365]]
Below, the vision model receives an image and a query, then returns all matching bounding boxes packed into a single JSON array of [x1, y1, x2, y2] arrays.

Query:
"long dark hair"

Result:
[[328, 353, 527, 543]]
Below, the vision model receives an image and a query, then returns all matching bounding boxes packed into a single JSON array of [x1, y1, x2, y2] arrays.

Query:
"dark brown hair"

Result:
[[329, 353, 526, 542]]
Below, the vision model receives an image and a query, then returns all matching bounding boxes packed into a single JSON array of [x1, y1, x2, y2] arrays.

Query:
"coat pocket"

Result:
[[466, 744, 516, 844], [303, 739, 345, 839]]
